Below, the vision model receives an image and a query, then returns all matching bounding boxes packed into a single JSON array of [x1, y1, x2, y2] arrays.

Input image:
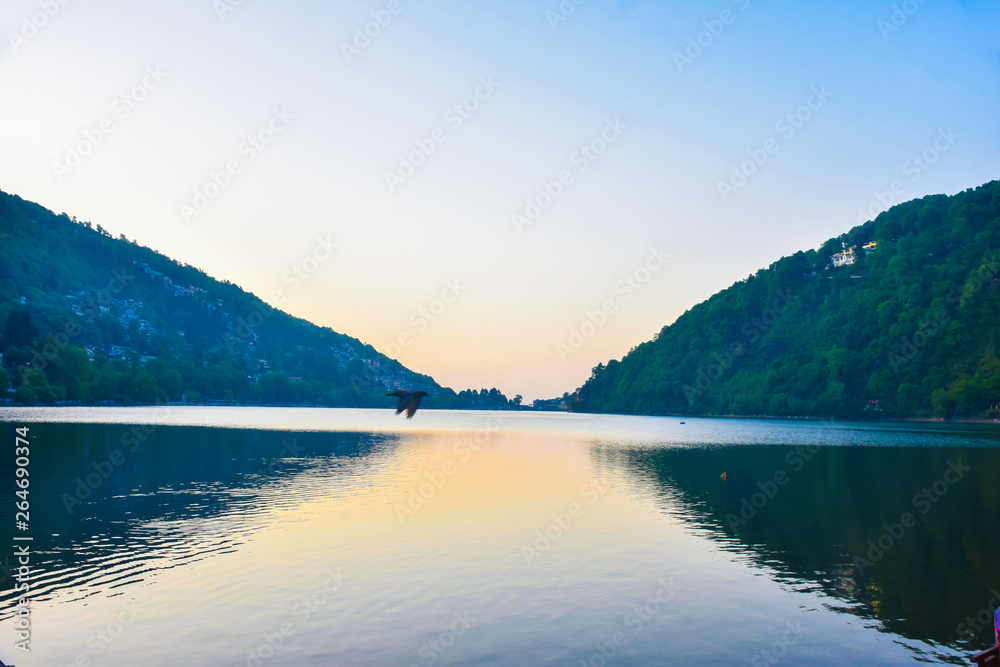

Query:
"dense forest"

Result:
[[0, 189, 520, 409], [572, 180, 1000, 419]]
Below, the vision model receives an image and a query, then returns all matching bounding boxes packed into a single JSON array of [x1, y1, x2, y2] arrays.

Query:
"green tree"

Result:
[[133, 372, 161, 404], [260, 371, 294, 404], [13, 384, 38, 405], [896, 383, 920, 415], [0, 310, 37, 352], [19, 368, 63, 404]]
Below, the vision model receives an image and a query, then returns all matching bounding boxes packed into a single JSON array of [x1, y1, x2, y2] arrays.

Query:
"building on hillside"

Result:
[[107, 345, 137, 361], [831, 247, 856, 267]]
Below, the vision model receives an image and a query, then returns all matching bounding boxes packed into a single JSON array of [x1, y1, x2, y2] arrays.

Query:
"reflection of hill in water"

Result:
[[0, 423, 400, 616], [599, 443, 1000, 651]]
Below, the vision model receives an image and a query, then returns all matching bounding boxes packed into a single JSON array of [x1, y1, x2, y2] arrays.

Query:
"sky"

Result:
[[0, 0, 997, 401]]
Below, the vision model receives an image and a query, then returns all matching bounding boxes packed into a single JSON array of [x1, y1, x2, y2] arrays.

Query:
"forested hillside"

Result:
[[572, 181, 1000, 419], [0, 189, 519, 408]]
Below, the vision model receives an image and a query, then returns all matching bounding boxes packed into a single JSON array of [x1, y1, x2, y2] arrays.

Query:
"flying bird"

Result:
[[387, 390, 428, 419]]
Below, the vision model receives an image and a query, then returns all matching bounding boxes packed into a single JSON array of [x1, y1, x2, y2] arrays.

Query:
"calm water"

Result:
[[0, 407, 998, 666]]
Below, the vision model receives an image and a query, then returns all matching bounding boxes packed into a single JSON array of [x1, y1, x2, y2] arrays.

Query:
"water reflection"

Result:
[[1, 414, 998, 665], [0, 423, 402, 616], [602, 443, 1000, 654]]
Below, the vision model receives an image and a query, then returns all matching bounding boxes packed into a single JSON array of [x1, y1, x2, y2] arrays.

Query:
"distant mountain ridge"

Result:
[[571, 180, 1000, 419], [0, 189, 519, 408]]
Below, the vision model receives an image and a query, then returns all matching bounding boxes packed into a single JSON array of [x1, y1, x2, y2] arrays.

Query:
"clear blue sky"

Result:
[[1, 0, 997, 400]]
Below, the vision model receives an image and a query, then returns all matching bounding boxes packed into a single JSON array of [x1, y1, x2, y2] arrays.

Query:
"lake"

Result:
[[0, 407, 998, 666]]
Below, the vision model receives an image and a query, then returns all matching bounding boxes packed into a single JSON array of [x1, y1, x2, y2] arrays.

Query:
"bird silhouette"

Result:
[[387, 390, 428, 419]]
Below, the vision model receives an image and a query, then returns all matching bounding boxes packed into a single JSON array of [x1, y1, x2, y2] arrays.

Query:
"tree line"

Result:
[[571, 180, 1000, 419]]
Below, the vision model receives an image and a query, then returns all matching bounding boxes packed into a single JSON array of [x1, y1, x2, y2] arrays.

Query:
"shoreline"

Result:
[[3, 401, 1000, 425], [564, 410, 1000, 425]]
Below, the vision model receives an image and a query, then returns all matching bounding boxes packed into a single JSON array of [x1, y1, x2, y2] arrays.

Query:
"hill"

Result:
[[571, 180, 1000, 419], [0, 189, 520, 409]]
